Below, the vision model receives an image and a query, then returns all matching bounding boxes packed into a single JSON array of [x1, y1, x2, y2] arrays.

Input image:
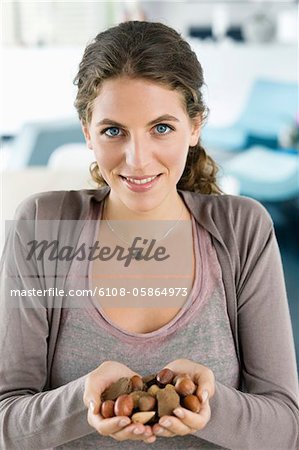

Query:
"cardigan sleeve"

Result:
[[0, 199, 94, 449], [195, 204, 299, 449]]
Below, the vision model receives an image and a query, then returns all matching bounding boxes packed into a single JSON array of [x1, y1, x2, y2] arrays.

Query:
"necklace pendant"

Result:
[[131, 248, 143, 260]]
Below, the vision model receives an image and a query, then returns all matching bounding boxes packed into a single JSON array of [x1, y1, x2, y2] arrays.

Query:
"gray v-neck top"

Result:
[[50, 200, 239, 449]]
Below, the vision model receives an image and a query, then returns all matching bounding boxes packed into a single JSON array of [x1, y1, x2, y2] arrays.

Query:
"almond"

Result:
[[131, 411, 156, 424]]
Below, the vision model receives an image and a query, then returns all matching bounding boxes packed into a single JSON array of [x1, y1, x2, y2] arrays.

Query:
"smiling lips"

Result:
[[123, 175, 158, 185], [120, 174, 162, 190]]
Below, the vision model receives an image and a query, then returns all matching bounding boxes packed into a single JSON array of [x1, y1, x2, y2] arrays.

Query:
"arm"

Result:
[[196, 225, 299, 450], [0, 375, 89, 450], [0, 215, 94, 449]]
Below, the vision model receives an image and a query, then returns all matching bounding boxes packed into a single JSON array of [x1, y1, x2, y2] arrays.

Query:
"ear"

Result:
[[189, 115, 202, 147], [81, 121, 93, 150]]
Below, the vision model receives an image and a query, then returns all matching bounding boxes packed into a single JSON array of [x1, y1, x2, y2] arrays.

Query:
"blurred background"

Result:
[[1, 1, 298, 364]]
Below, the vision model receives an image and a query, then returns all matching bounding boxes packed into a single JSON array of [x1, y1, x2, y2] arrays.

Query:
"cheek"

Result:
[[89, 132, 111, 164], [92, 145, 120, 171], [163, 142, 189, 172]]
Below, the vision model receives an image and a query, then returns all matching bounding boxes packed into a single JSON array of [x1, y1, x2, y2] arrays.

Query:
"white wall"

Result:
[[141, 1, 297, 37], [1, 41, 297, 136], [189, 40, 298, 126]]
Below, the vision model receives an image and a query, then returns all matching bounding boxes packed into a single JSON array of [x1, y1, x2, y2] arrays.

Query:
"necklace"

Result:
[[103, 203, 185, 260]]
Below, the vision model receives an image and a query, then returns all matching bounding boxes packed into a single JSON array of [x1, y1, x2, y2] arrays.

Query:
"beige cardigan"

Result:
[[0, 187, 298, 449]]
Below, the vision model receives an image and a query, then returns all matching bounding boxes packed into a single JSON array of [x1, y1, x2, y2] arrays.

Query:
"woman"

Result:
[[0, 21, 298, 449]]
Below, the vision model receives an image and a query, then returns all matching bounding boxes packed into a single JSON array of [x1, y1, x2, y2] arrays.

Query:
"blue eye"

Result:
[[155, 124, 172, 134], [101, 123, 173, 138], [103, 127, 122, 137]]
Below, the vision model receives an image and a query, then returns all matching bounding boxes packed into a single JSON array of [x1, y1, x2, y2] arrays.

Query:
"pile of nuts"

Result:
[[100, 368, 201, 424]]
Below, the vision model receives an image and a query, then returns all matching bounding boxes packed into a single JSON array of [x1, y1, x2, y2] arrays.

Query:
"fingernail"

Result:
[[202, 389, 209, 402], [160, 419, 171, 427], [119, 418, 130, 427], [89, 400, 95, 414], [133, 428, 143, 434], [146, 436, 156, 443], [174, 408, 185, 418]]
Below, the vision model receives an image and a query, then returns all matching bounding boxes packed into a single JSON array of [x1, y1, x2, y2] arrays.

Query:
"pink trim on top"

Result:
[[73, 197, 213, 344]]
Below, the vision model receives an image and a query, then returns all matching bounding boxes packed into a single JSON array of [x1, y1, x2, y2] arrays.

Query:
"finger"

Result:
[[87, 407, 131, 437], [158, 415, 193, 436], [152, 423, 176, 438], [83, 362, 139, 412], [88, 400, 100, 416], [144, 425, 155, 438], [173, 403, 211, 431], [144, 435, 157, 444], [155, 403, 211, 437], [194, 369, 215, 401], [84, 381, 118, 413], [198, 397, 211, 424], [84, 381, 105, 414], [197, 388, 209, 404], [111, 423, 152, 441]]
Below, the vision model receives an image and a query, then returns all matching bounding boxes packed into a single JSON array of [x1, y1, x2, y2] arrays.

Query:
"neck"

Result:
[[103, 192, 189, 222]]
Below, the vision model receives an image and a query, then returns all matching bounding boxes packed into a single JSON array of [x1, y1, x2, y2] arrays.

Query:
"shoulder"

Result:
[[181, 191, 274, 257], [201, 195, 275, 268], [14, 191, 67, 220], [13, 188, 107, 220], [185, 191, 273, 233], [210, 194, 273, 229]]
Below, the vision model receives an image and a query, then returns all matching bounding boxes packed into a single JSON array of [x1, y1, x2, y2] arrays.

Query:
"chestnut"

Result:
[[101, 400, 115, 418], [114, 394, 134, 417], [156, 368, 175, 386]]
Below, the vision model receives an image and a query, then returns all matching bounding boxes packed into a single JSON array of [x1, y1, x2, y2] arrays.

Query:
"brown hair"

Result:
[[74, 21, 221, 194]]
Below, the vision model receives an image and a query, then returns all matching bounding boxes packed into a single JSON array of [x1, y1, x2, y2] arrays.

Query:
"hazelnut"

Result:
[[182, 395, 200, 413], [138, 395, 156, 412], [114, 394, 134, 417], [173, 373, 191, 384], [103, 369, 200, 425], [175, 377, 196, 396], [131, 375, 144, 391]]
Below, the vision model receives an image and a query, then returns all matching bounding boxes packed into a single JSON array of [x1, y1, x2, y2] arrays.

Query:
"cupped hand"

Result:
[[83, 361, 156, 444], [152, 358, 215, 438]]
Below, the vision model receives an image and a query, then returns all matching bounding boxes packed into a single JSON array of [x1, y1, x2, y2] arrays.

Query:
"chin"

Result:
[[124, 195, 163, 211], [127, 201, 160, 213]]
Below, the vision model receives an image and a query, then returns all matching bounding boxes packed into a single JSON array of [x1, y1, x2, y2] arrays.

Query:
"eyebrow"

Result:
[[96, 114, 180, 128]]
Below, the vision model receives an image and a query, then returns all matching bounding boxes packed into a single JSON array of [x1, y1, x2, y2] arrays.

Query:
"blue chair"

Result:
[[202, 79, 298, 152], [223, 146, 299, 201], [7, 119, 85, 168]]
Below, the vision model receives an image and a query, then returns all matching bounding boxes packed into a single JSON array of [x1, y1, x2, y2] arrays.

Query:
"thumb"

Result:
[[83, 377, 104, 414], [194, 370, 215, 403], [197, 388, 209, 404], [88, 399, 99, 416], [89, 400, 95, 414]]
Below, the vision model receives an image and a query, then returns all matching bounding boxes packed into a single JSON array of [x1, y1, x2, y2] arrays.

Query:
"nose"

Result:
[[124, 135, 152, 169]]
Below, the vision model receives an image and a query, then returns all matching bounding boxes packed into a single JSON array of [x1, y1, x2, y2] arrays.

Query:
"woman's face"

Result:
[[82, 76, 201, 215]]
